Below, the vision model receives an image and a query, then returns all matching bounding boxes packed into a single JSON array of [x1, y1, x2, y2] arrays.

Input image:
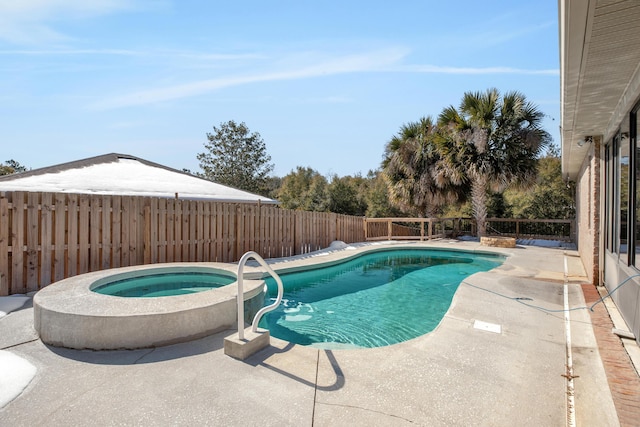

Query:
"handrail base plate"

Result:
[[224, 327, 270, 360]]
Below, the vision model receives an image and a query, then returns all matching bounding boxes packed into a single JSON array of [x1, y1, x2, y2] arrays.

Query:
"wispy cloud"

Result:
[[0, 0, 136, 44], [398, 64, 559, 75], [0, 48, 263, 61], [91, 48, 409, 110], [478, 20, 556, 46], [0, 48, 141, 55], [0, 46, 266, 75], [309, 96, 353, 104], [432, 20, 556, 51], [107, 119, 150, 129]]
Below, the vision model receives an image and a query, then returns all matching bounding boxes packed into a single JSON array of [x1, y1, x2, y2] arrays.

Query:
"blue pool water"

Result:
[[259, 249, 503, 348], [93, 272, 236, 297]]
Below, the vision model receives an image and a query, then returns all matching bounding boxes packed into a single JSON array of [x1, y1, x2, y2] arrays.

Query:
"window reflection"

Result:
[[620, 132, 629, 263], [605, 143, 612, 251], [635, 110, 640, 268]]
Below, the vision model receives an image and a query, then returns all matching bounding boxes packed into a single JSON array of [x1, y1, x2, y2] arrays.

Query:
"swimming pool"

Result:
[[260, 249, 503, 348]]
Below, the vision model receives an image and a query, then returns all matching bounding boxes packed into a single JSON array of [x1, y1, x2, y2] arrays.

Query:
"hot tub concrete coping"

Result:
[[34, 262, 263, 316], [33, 262, 265, 350]]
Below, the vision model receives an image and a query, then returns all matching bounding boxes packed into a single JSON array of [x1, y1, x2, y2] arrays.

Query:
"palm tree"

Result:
[[436, 88, 550, 237], [382, 117, 466, 217]]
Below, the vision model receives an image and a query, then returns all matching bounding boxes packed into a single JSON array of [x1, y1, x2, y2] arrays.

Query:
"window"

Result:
[[619, 132, 629, 264], [605, 143, 612, 251], [603, 110, 635, 267], [633, 106, 640, 268]]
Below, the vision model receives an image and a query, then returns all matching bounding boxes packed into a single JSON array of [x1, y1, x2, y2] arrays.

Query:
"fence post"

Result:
[[144, 204, 151, 264], [363, 218, 368, 241], [387, 219, 392, 240], [420, 220, 425, 241], [0, 194, 8, 296]]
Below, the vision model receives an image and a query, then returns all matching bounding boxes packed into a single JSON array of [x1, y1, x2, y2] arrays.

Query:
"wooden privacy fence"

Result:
[[0, 191, 364, 296]]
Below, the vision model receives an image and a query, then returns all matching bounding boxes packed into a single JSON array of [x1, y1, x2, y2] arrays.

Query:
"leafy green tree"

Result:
[[436, 89, 550, 236], [506, 146, 574, 219], [276, 167, 329, 211], [327, 174, 368, 216], [441, 197, 513, 219], [0, 159, 27, 176], [197, 120, 274, 196], [263, 176, 283, 200], [486, 192, 512, 218], [382, 117, 466, 217], [363, 170, 403, 218]]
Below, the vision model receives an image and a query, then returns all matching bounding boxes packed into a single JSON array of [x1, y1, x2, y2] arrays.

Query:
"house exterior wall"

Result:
[[560, 0, 640, 346], [575, 139, 601, 285]]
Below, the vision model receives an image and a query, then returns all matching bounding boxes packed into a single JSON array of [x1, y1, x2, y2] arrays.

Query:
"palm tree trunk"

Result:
[[471, 175, 488, 238]]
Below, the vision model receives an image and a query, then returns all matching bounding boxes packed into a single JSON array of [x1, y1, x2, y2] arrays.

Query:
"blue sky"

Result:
[[0, 1, 559, 178]]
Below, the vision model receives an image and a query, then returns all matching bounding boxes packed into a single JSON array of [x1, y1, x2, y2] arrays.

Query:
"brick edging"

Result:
[[581, 284, 640, 426]]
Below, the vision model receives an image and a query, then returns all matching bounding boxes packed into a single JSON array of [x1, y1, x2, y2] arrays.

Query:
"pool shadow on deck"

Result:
[[0, 296, 33, 316], [44, 329, 229, 366], [244, 342, 346, 392], [43, 330, 346, 393]]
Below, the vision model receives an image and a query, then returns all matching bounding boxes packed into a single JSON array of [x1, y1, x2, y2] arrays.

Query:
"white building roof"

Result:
[[560, 0, 640, 179], [0, 153, 278, 204]]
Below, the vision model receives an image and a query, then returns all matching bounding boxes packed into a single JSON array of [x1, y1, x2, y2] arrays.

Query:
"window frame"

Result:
[[631, 104, 639, 268]]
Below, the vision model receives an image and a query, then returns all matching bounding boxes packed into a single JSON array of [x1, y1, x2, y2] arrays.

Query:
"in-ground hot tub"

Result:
[[33, 263, 266, 350]]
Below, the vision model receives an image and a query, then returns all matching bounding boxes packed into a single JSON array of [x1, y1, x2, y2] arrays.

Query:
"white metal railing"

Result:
[[235, 251, 284, 340]]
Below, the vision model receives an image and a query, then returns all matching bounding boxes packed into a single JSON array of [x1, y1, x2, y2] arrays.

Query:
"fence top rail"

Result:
[[365, 217, 574, 223], [486, 218, 574, 224], [364, 217, 456, 223]]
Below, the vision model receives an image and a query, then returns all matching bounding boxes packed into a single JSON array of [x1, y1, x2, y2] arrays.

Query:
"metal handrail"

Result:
[[487, 225, 503, 235], [235, 251, 284, 340]]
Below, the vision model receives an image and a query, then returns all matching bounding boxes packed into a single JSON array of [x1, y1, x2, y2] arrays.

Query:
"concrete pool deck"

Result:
[[0, 240, 635, 426]]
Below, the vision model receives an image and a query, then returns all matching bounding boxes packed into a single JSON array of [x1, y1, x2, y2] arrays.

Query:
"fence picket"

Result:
[[78, 195, 90, 274], [202, 201, 210, 261], [53, 193, 66, 282], [67, 194, 78, 277], [135, 198, 145, 265], [157, 198, 166, 264], [166, 199, 175, 263], [214, 202, 222, 262], [11, 193, 25, 293], [26, 193, 39, 291], [39, 193, 53, 287], [112, 196, 122, 268], [196, 201, 204, 262], [0, 195, 9, 295], [182, 200, 190, 261], [121, 196, 131, 267], [174, 199, 182, 262], [101, 196, 111, 269], [89, 196, 101, 271], [188, 200, 196, 261]]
